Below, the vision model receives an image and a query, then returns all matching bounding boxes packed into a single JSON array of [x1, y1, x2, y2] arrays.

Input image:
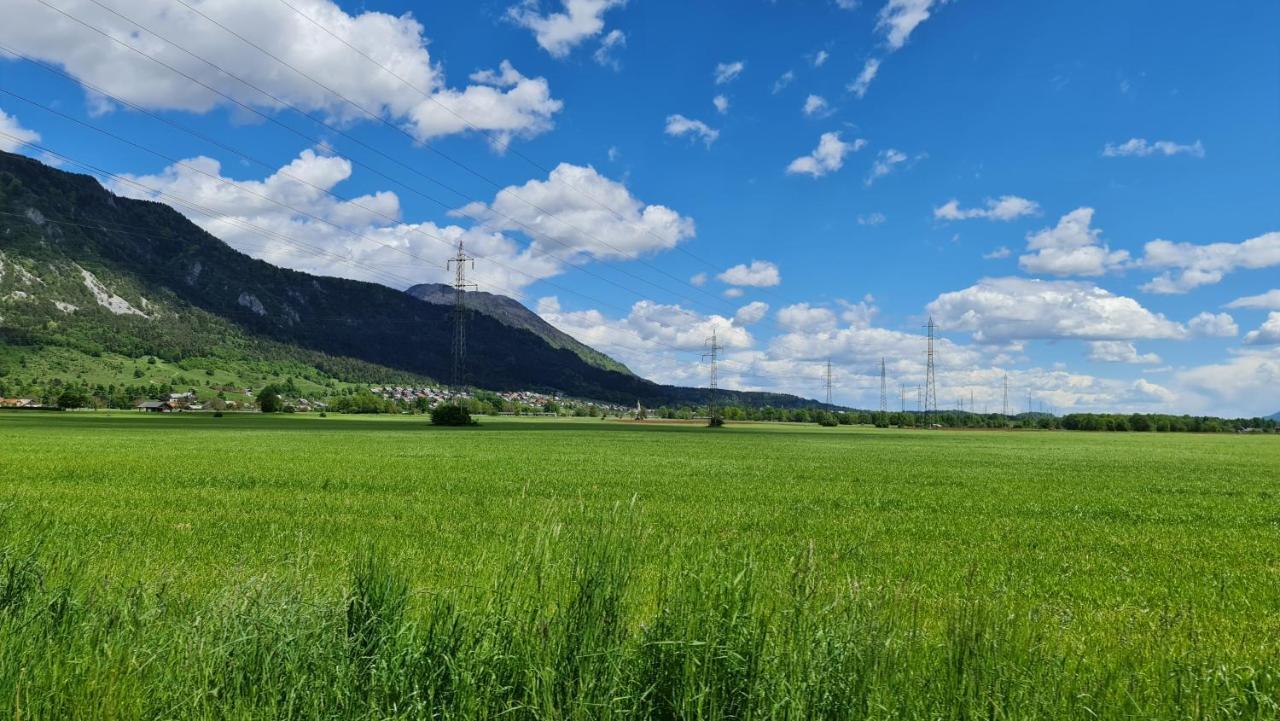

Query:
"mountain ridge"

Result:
[[0, 150, 820, 409]]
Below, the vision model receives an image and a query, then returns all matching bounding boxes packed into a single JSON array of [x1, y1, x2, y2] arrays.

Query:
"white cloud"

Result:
[[983, 246, 1012, 260], [838, 296, 879, 328], [1139, 232, 1280, 294], [813, 50, 830, 68], [718, 260, 781, 287], [734, 301, 769, 326], [723, 287, 745, 299], [835, 0, 860, 9], [1176, 348, 1280, 417], [0, 108, 40, 151], [1018, 208, 1130, 277], [787, 132, 865, 178], [664, 114, 719, 148], [606, 145, 620, 162], [934, 196, 1039, 222], [714, 61, 745, 85], [1226, 290, 1280, 310], [773, 70, 795, 94], [108, 149, 566, 295], [592, 28, 626, 68], [777, 303, 839, 332], [1102, 138, 1205, 158], [689, 272, 708, 287], [802, 94, 831, 117], [1087, 341, 1161, 365], [848, 58, 881, 98], [866, 148, 917, 185], [1187, 312, 1238, 338], [1244, 313, 1280, 346], [455, 162, 695, 262], [508, 0, 626, 58], [712, 94, 730, 114], [927, 277, 1187, 342], [537, 298, 752, 380], [858, 212, 887, 226], [4, 0, 561, 150], [876, 0, 946, 50]]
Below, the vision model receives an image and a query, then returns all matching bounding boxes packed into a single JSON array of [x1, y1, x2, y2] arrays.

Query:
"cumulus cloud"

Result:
[[714, 60, 745, 85], [1176, 348, 1280, 417], [1244, 313, 1280, 346], [777, 303, 839, 332], [536, 297, 751, 381], [1139, 231, 1280, 294], [4, 0, 561, 149], [712, 94, 730, 114], [1102, 138, 1205, 158], [1187, 312, 1238, 338], [848, 58, 881, 98], [664, 114, 719, 147], [927, 277, 1187, 342], [107, 149, 563, 295], [1226, 289, 1280, 310], [983, 246, 1012, 260], [592, 28, 626, 68], [813, 50, 830, 67], [508, 0, 626, 58], [934, 196, 1039, 222], [802, 94, 831, 117], [858, 212, 887, 226], [1087, 341, 1161, 364], [1018, 208, 1129, 277], [734, 301, 769, 326], [0, 108, 40, 151], [455, 162, 695, 262], [876, 0, 947, 50], [787, 132, 865, 178], [689, 272, 708, 287], [718, 260, 781, 287]]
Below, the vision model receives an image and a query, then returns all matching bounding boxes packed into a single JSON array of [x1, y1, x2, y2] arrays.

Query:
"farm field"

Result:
[[0, 412, 1277, 719]]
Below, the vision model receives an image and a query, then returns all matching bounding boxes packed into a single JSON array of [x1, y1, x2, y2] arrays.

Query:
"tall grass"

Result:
[[0, 509, 1275, 720]]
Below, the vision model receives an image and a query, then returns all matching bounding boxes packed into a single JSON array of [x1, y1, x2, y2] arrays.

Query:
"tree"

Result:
[[56, 389, 90, 409], [256, 385, 283, 413], [431, 404, 476, 426]]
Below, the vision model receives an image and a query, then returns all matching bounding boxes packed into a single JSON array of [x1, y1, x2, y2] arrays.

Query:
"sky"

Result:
[[1, 0, 1278, 416]]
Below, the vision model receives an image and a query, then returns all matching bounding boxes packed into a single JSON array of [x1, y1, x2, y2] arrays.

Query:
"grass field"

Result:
[[0, 412, 1277, 719]]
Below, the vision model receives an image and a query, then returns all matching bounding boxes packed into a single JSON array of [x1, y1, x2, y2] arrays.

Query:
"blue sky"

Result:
[[1, 0, 1278, 415]]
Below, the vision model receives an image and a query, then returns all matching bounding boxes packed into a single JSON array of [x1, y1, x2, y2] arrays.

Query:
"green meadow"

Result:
[[0, 412, 1277, 719]]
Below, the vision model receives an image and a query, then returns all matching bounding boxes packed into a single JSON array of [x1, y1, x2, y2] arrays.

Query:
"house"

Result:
[[136, 400, 173, 413], [0, 398, 36, 408]]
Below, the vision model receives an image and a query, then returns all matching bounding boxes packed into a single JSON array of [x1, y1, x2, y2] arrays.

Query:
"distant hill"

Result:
[[1269, 412, 1280, 422], [406, 283, 631, 376], [0, 150, 817, 409]]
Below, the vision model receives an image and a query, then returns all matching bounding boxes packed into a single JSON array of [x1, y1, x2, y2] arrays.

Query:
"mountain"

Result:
[[405, 283, 631, 376], [1269, 412, 1280, 421], [0, 150, 816, 409]]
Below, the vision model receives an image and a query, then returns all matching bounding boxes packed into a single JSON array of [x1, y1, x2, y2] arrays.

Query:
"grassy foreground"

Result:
[[0, 413, 1277, 719]]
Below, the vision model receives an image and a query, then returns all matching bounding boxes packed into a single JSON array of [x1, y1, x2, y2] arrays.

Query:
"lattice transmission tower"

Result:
[[447, 240, 477, 391], [923, 317, 939, 424], [879, 358, 888, 413], [703, 329, 723, 423]]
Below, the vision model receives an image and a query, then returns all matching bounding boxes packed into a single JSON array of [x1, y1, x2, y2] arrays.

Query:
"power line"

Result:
[[268, 0, 799, 309]]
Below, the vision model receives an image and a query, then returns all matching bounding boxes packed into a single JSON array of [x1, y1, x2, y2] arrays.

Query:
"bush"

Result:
[[707, 416, 724, 428], [213, 411, 223, 418], [817, 416, 838, 427], [431, 404, 476, 426]]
